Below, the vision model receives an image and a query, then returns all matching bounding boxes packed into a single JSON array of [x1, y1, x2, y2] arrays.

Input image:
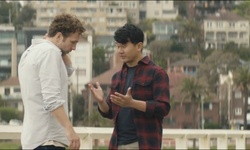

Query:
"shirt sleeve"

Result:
[[145, 68, 170, 118], [38, 49, 65, 112], [65, 64, 75, 77]]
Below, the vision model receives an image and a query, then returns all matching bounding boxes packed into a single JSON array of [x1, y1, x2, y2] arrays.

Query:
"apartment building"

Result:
[[26, 1, 137, 35], [139, 0, 178, 20], [0, 25, 26, 81], [204, 10, 249, 50], [152, 21, 179, 41], [70, 35, 93, 94], [26, 1, 178, 35], [191, 0, 236, 19], [0, 77, 23, 112]]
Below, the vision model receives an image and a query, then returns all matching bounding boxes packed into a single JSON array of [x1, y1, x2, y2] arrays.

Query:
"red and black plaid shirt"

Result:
[[99, 56, 170, 150]]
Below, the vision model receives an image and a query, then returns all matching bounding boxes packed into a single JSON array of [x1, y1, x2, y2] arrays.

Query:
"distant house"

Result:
[[204, 10, 249, 50], [0, 77, 23, 112], [167, 58, 200, 77], [164, 72, 219, 129]]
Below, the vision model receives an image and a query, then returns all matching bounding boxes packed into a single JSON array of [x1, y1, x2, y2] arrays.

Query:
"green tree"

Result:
[[233, 66, 250, 130], [198, 50, 240, 93], [180, 77, 204, 148], [233, 1, 250, 20], [92, 47, 109, 77], [224, 42, 250, 61], [13, 4, 36, 28], [178, 19, 204, 57], [0, 107, 21, 122], [137, 19, 156, 45], [181, 77, 203, 129], [148, 40, 171, 68], [0, 95, 3, 107], [0, 0, 13, 23], [0, 1, 35, 29], [174, 1, 189, 18], [72, 94, 85, 126]]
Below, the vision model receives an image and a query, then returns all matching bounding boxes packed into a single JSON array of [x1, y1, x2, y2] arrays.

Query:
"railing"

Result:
[[0, 125, 250, 149]]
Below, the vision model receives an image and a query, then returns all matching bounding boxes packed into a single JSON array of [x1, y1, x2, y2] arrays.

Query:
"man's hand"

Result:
[[88, 82, 104, 103], [110, 87, 133, 107], [66, 127, 80, 150]]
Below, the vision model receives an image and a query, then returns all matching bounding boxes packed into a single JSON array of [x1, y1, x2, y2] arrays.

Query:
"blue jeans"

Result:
[[34, 145, 66, 150]]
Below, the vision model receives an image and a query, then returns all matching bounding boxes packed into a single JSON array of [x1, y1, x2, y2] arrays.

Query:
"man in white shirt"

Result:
[[18, 13, 85, 150]]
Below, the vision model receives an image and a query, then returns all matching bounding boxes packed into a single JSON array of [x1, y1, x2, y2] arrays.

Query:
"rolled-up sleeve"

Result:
[[65, 64, 75, 77], [39, 49, 65, 112]]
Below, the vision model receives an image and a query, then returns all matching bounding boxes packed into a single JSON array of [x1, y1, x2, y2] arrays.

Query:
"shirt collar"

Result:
[[122, 56, 150, 69]]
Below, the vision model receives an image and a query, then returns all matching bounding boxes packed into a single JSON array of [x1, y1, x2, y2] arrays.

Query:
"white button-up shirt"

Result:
[[18, 39, 74, 149]]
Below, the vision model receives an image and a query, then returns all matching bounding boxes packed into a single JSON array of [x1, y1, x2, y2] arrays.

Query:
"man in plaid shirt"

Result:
[[88, 23, 170, 150]]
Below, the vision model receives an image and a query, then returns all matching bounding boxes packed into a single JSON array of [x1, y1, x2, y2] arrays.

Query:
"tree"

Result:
[[198, 50, 240, 93], [0, 107, 21, 122], [92, 47, 109, 77], [181, 77, 203, 129], [174, 1, 189, 18], [72, 94, 85, 126], [148, 40, 171, 68], [0, 1, 35, 29], [13, 4, 36, 28], [178, 19, 204, 57], [137, 19, 156, 45], [233, 65, 250, 130], [0, 0, 13, 23], [180, 77, 204, 148], [224, 42, 250, 61], [0, 95, 3, 107], [233, 1, 250, 20]]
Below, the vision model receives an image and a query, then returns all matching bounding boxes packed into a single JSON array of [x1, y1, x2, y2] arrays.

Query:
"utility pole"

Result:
[[201, 95, 204, 129], [76, 66, 79, 95]]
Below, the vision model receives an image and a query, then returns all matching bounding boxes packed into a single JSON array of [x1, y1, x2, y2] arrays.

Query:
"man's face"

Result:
[[58, 32, 81, 54], [115, 41, 143, 66]]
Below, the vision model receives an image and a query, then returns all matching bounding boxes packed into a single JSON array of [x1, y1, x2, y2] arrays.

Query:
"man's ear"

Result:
[[137, 42, 143, 52], [55, 32, 63, 41]]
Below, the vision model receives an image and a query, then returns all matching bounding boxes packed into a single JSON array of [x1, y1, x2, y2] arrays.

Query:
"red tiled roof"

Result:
[[0, 77, 19, 86], [89, 66, 121, 85], [170, 58, 200, 67]]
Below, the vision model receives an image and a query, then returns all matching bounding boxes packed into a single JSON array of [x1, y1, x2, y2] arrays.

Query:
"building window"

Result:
[[235, 91, 242, 99], [4, 88, 10, 96], [235, 107, 242, 116], [185, 103, 191, 114], [229, 22, 235, 28], [75, 68, 86, 76], [216, 22, 223, 28], [206, 22, 212, 28], [75, 57, 86, 64], [228, 32, 237, 39], [239, 32, 247, 39], [206, 32, 214, 40], [13, 87, 20, 93]]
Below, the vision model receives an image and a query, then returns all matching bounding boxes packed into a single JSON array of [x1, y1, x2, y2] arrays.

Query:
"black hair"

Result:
[[114, 23, 144, 45]]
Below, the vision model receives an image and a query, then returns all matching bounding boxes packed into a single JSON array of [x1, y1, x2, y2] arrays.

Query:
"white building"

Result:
[[204, 10, 249, 50], [69, 35, 93, 94], [0, 77, 23, 112], [139, 0, 178, 20]]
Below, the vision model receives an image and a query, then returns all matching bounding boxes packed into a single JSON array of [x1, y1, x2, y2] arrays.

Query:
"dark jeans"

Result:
[[34, 145, 66, 150]]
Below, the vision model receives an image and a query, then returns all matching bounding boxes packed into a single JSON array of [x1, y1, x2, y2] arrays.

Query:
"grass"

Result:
[[0, 142, 21, 150]]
